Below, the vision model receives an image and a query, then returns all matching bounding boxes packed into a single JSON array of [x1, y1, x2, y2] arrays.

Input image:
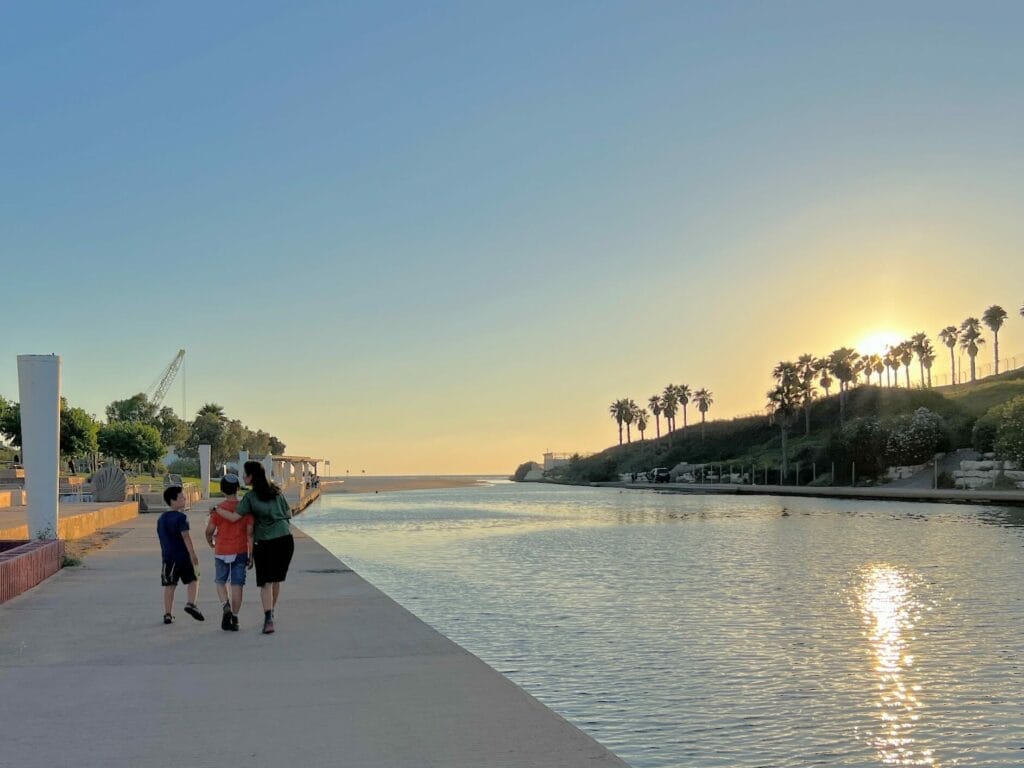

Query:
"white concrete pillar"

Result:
[[262, 454, 274, 482], [238, 450, 249, 478], [17, 355, 61, 540], [198, 444, 211, 500]]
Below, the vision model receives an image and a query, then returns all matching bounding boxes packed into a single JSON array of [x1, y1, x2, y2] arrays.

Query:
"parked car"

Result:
[[648, 467, 671, 483]]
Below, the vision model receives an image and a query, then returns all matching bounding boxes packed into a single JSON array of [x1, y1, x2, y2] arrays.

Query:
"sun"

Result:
[[855, 330, 904, 357]]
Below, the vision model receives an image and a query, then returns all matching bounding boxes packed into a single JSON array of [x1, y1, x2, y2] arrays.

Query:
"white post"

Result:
[[238, 450, 249, 478], [198, 444, 211, 500], [262, 454, 274, 482], [18, 355, 61, 540]]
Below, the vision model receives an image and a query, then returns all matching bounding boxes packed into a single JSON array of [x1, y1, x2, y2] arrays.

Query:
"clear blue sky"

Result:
[[3, 2, 1023, 473]]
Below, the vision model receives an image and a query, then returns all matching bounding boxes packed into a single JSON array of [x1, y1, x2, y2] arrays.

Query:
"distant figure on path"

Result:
[[157, 486, 204, 625], [205, 474, 253, 631], [216, 461, 293, 635]]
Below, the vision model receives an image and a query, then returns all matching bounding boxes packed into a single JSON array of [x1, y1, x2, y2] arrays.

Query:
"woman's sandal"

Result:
[[163, 613, 174, 625], [184, 603, 205, 621]]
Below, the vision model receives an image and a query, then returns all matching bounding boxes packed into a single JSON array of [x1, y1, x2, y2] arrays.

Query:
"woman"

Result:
[[216, 460, 293, 634]]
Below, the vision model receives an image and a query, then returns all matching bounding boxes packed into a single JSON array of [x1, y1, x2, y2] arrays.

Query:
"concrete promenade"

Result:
[[0, 512, 627, 768], [594, 480, 1024, 505]]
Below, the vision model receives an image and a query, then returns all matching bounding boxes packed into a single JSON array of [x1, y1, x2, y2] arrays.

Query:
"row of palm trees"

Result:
[[609, 384, 714, 446], [763, 302, 1024, 475]]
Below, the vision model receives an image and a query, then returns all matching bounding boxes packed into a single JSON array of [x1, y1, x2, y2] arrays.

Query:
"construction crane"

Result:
[[146, 349, 186, 408]]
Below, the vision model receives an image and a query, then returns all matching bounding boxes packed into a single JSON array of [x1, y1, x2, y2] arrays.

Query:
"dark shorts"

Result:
[[161, 559, 197, 586], [254, 534, 294, 587]]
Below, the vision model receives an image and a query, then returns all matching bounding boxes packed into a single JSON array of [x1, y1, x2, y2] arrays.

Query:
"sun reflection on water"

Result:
[[858, 564, 935, 766]]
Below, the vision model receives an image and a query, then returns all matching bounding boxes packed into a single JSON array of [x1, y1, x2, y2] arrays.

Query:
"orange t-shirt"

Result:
[[209, 499, 250, 556]]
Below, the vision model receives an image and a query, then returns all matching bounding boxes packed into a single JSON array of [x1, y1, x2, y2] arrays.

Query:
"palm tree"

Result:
[[898, 341, 913, 389], [608, 399, 628, 445], [816, 357, 833, 397], [860, 353, 874, 385], [676, 384, 692, 432], [766, 379, 801, 479], [647, 395, 663, 439], [920, 339, 936, 388], [636, 408, 649, 441], [982, 305, 1008, 375], [959, 317, 986, 382], [797, 354, 818, 434], [887, 346, 902, 388], [910, 332, 929, 387], [622, 399, 639, 444], [871, 354, 885, 387], [694, 388, 713, 441], [938, 325, 959, 384], [828, 347, 858, 421], [660, 385, 679, 445]]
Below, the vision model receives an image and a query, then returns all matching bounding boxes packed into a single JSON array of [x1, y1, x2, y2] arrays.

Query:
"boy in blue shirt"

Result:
[[157, 486, 204, 624]]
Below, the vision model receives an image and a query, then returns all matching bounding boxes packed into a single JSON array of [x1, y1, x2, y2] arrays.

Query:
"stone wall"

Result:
[[953, 459, 1024, 490]]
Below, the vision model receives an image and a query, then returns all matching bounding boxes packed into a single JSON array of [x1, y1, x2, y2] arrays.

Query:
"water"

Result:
[[294, 481, 1024, 767]]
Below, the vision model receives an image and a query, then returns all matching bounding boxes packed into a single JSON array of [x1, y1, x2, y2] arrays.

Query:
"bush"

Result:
[[994, 396, 1024, 465], [167, 458, 199, 477], [885, 408, 948, 466], [936, 471, 956, 489], [830, 418, 889, 482], [972, 404, 1005, 454]]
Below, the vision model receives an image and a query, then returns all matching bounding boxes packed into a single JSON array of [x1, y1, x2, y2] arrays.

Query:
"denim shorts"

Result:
[[214, 554, 248, 586]]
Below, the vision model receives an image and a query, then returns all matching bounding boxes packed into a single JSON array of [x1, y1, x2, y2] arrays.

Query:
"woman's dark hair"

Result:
[[244, 460, 280, 502]]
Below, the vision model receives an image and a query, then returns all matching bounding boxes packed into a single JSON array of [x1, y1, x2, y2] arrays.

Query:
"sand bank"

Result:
[[320, 476, 492, 494]]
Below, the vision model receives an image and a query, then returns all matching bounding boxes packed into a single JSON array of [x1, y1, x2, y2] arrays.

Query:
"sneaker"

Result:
[[262, 619, 275, 635], [184, 603, 205, 622], [230, 614, 239, 631], [163, 613, 174, 625], [221, 609, 233, 631]]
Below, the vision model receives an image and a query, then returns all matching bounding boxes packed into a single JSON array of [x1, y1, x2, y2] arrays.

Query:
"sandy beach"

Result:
[[320, 476, 493, 494]]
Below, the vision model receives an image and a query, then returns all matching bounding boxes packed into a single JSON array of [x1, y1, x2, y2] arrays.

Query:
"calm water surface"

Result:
[[295, 481, 1024, 767]]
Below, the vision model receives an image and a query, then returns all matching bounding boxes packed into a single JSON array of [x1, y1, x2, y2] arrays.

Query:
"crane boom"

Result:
[[148, 349, 186, 408]]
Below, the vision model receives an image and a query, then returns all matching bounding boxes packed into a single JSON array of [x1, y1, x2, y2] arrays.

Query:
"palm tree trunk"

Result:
[[683, 407, 688, 430], [618, 424, 623, 445], [949, 348, 955, 384], [904, 368, 910, 388], [700, 414, 706, 442], [994, 331, 1000, 375], [780, 427, 788, 477], [919, 361, 925, 388], [626, 424, 631, 444], [804, 405, 810, 436], [970, 354, 977, 382], [655, 416, 660, 439]]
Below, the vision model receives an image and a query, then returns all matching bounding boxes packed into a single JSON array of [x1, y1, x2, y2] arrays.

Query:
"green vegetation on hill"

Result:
[[550, 378, 1024, 484]]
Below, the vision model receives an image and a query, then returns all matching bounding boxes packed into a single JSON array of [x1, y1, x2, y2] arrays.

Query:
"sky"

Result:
[[3, 2, 1024, 474]]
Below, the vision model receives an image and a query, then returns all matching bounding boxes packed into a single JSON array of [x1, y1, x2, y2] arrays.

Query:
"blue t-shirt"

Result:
[[157, 510, 190, 564]]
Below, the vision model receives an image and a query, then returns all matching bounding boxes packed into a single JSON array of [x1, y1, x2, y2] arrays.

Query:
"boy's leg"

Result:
[[186, 576, 199, 606], [230, 584, 243, 614], [215, 580, 229, 607], [163, 585, 175, 615]]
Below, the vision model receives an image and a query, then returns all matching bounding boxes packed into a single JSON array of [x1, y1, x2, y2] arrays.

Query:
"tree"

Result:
[[766, 368, 801, 477], [815, 357, 833, 397], [898, 341, 913, 389], [0, 399, 21, 447], [647, 395, 663, 439], [871, 354, 885, 387], [105, 393, 158, 424], [833, 417, 889, 482], [959, 317, 986, 382], [268, 436, 286, 455], [661, 385, 679, 444], [910, 332, 929, 387], [197, 402, 226, 419], [919, 340, 936, 388], [694, 388, 713, 441], [859, 353, 874, 385], [187, 411, 230, 466], [609, 400, 628, 446], [676, 384, 692, 432], [828, 347, 859, 421], [61, 404, 99, 459], [622, 399, 639, 444], [636, 409, 649, 441], [797, 355, 818, 435], [887, 346, 902, 389], [154, 406, 189, 448], [982, 305, 1008, 375], [97, 421, 165, 469], [938, 325, 959, 384], [994, 396, 1024, 466]]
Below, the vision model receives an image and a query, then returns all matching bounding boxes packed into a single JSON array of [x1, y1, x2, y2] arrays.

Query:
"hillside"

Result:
[[550, 370, 1024, 484]]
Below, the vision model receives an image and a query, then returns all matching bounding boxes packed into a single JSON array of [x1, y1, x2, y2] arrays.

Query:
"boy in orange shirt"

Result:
[[205, 474, 253, 631]]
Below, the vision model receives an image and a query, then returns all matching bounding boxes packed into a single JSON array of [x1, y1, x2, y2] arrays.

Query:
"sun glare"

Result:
[[855, 331, 905, 357]]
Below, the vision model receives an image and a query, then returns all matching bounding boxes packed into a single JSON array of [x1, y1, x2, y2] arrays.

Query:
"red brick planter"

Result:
[[0, 539, 66, 604]]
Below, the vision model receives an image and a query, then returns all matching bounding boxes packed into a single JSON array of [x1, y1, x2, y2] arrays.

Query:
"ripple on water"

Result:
[[296, 483, 1024, 768]]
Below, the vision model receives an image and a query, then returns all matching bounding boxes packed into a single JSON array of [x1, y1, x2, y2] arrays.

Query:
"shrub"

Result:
[[972, 404, 1005, 454], [830, 418, 889, 481], [994, 396, 1024, 466], [885, 408, 948, 466], [167, 458, 199, 477], [936, 471, 956, 489]]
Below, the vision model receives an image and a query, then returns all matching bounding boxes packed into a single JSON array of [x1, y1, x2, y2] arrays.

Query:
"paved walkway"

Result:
[[0, 513, 626, 768]]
